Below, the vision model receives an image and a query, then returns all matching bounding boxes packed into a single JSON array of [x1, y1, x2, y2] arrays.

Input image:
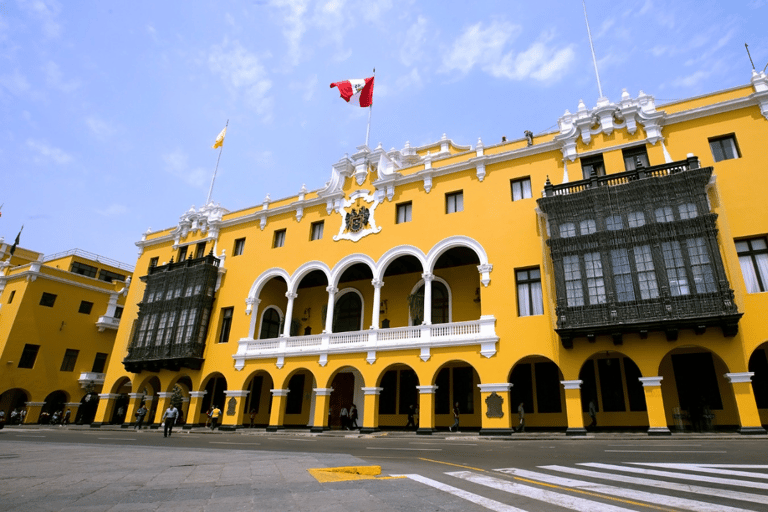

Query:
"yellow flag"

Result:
[[212, 127, 227, 149]]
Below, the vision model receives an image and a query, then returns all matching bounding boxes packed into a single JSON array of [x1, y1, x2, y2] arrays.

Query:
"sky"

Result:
[[1, 0, 767, 266]]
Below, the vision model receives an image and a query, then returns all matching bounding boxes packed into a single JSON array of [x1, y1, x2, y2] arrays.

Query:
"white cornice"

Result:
[[0, 265, 121, 296]]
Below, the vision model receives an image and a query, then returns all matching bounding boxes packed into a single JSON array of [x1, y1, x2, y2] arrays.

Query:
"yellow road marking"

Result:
[[418, 457, 485, 472], [513, 476, 679, 512], [308, 465, 405, 483]]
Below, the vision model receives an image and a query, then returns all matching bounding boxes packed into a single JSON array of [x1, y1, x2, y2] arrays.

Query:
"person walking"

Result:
[[162, 404, 179, 437], [209, 405, 222, 430], [405, 404, 416, 430], [340, 406, 349, 430], [134, 404, 147, 430], [588, 399, 597, 430], [249, 409, 256, 428], [63, 409, 71, 425], [450, 402, 460, 432], [349, 404, 358, 429], [19, 408, 26, 424], [516, 402, 525, 432]]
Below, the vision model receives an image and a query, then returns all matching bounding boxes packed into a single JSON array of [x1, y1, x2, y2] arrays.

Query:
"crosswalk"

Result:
[[398, 463, 768, 511]]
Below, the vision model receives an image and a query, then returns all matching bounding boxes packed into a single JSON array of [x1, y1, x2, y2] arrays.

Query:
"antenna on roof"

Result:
[[745, 43, 756, 70], [582, 0, 604, 99]]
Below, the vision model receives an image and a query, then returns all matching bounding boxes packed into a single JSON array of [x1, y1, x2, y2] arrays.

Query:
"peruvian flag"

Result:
[[330, 76, 374, 107]]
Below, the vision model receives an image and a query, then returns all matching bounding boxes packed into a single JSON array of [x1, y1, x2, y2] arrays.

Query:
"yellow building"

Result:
[[94, 71, 768, 435], [0, 244, 132, 425]]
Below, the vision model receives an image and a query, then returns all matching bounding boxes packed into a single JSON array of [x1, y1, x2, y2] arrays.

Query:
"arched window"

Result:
[[333, 292, 362, 332], [259, 308, 282, 339], [410, 281, 450, 325]]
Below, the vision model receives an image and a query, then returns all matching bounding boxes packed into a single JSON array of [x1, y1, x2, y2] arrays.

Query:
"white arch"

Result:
[[373, 244, 428, 282], [289, 261, 332, 294], [408, 276, 453, 325], [425, 235, 489, 272], [247, 267, 291, 301], [333, 287, 365, 332], [257, 305, 284, 340], [330, 254, 377, 288]]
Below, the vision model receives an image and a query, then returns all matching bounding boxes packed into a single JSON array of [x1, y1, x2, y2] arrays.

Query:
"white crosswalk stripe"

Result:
[[401, 462, 768, 511]]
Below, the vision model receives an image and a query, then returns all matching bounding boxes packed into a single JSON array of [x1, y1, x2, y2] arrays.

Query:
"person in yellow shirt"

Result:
[[210, 405, 222, 430]]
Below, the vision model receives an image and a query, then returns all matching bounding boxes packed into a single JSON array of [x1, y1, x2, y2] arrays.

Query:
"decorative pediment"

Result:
[[171, 203, 229, 246]]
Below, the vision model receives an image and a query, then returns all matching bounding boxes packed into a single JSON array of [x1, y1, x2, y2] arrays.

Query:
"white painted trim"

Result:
[[724, 372, 754, 384], [639, 376, 663, 387], [270, 388, 290, 397], [362, 387, 383, 395], [561, 380, 583, 390], [313, 388, 334, 396], [477, 383, 512, 393], [224, 390, 250, 397], [416, 385, 438, 394]]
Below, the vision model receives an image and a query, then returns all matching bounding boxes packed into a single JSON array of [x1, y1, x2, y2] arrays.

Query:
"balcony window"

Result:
[[511, 177, 532, 201], [655, 206, 674, 223], [622, 145, 650, 171], [178, 245, 188, 262], [60, 349, 79, 372], [396, 202, 412, 223], [333, 292, 363, 332], [634, 245, 660, 299], [679, 203, 698, 220], [662, 241, 689, 296], [628, 212, 645, 228], [445, 191, 463, 214], [606, 215, 623, 231], [71, 261, 97, 278], [736, 237, 768, 293], [559, 223, 576, 238], [259, 307, 282, 339], [234, 238, 246, 256], [709, 134, 740, 162], [563, 255, 584, 307], [581, 154, 605, 179], [584, 252, 606, 305], [195, 242, 206, 259], [273, 229, 286, 248], [580, 219, 596, 235], [98, 269, 125, 283], [611, 249, 635, 302], [516, 268, 543, 316], [687, 238, 717, 293]]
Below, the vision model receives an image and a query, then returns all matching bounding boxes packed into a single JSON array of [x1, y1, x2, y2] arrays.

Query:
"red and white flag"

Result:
[[330, 76, 374, 107]]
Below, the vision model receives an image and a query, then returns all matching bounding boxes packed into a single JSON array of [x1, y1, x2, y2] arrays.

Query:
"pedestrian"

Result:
[[406, 404, 416, 430], [162, 403, 179, 437], [205, 408, 212, 428], [63, 409, 71, 425], [340, 406, 349, 430], [10, 409, 18, 425], [210, 405, 222, 430], [134, 403, 148, 430], [349, 404, 358, 429], [450, 402, 460, 432], [19, 408, 26, 424], [517, 402, 525, 433], [588, 399, 597, 430], [249, 409, 256, 428], [51, 410, 61, 425], [0, 410, 5, 428], [116, 406, 125, 424]]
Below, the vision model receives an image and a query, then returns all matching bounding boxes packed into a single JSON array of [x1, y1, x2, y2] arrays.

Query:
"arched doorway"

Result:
[[329, 367, 365, 430], [259, 307, 282, 339], [433, 362, 480, 431], [509, 357, 566, 431], [41, 391, 68, 424], [243, 371, 274, 427], [578, 353, 647, 431], [748, 344, 768, 427], [109, 377, 132, 424], [333, 291, 363, 332], [77, 391, 100, 424], [282, 370, 314, 428], [0, 389, 29, 423], [200, 374, 227, 423], [377, 364, 419, 430]]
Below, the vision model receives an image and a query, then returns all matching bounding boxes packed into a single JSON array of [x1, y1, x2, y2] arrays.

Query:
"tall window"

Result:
[[233, 238, 246, 256], [60, 349, 79, 372], [273, 229, 286, 248], [396, 202, 412, 223], [709, 134, 740, 162], [39, 292, 57, 307], [580, 219, 596, 235], [581, 154, 605, 179], [511, 177, 532, 201], [563, 255, 584, 307], [310, 221, 324, 240], [78, 300, 94, 314], [662, 241, 689, 296], [736, 237, 768, 293], [178, 245, 188, 261], [445, 191, 463, 214], [333, 292, 363, 332], [18, 344, 40, 369], [634, 245, 659, 299], [611, 249, 634, 302], [516, 268, 543, 316], [195, 242, 207, 259], [687, 238, 717, 293], [92, 352, 108, 373], [218, 307, 234, 343], [655, 206, 674, 223], [678, 203, 698, 220], [7, 290, 15, 304], [622, 145, 650, 171], [606, 215, 623, 231], [584, 252, 606, 305], [259, 308, 282, 339], [628, 212, 645, 228], [559, 222, 576, 238], [148, 257, 159, 269]]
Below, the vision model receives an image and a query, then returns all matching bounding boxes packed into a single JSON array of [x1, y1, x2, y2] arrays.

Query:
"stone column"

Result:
[[187, 391, 207, 427], [477, 383, 513, 436], [92, 394, 117, 426], [725, 372, 767, 435], [324, 286, 338, 333], [24, 402, 45, 424], [360, 387, 383, 434], [125, 392, 145, 426], [154, 392, 173, 428], [639, 376, 670, 435], [310, 388, 333, 433], [561, 380, 587, 436], [371, 279, 383, 329], [221, 390, 250, 430], [282, 292, 298, 337], [422, 272, 434, 325], [416, 385, 438, 435], [267, 389, 289, 432]]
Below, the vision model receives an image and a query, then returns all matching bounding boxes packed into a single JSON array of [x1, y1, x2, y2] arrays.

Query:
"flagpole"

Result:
[[365, 68, 374, 147], [582, 0, 604, 99], [206, 119, 228, 205]]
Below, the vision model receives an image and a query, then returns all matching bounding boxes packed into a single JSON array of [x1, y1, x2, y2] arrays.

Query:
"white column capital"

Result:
[[362, 387, 383, 395], [156, 392, 173, 399], [224, 390, 250, 397], [371, 279, 384, 289], [416, 385, 438, 394], [639, 376, 663, 387], [561, 380, 583, 390], [270, 388, 290, 397], [189, 391, 207, 398], [477, 383, 512, 393], [725, 372, 754, 384], [313, 388, 334, 396], [326, 286, 338, 294]]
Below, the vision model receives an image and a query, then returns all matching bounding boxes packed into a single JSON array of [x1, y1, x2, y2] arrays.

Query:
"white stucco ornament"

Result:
[[333, 189, 382, 242]]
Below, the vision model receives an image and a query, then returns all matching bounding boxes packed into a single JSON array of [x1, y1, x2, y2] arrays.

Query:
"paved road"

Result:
[[2, 426, 767, 511]]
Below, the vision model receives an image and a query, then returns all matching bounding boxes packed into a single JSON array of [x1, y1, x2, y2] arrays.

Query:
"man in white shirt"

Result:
[[162, 404, 179, 438]]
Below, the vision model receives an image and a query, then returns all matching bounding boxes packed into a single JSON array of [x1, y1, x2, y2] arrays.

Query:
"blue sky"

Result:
[[1, 0, 766, 265]]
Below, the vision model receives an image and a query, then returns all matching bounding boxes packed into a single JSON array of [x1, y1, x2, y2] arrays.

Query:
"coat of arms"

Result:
[[333, 190, 382, 243], [345, 206, 370, 233]]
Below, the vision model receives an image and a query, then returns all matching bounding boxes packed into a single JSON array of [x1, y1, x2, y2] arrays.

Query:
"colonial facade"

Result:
[[93, 71, 768, 435], [0, 245, 132, 424]]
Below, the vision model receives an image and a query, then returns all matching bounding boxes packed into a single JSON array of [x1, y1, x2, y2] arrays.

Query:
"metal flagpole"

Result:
[[582, 0, 604, 99], [365, 68, 374, 147], [206, 119, 228, 205]]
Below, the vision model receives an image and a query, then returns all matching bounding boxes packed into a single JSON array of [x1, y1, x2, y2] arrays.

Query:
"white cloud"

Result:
[[0, 69, 31, 96], [162, 149, 209, 190], [289, 73, 318, 101], [395, 68, 423, 91], [85, 116, 117, 141], [26, 138, 72, 165], [43, 61, 80, 93], [400, 16, 428, 67], [271, 0, 311, 67], [671, 69, 712, 88], [95, 204, 128, 217], [442, 23, 574, 83], [208, 39, 273, 120], [19, 0, 63, 38]]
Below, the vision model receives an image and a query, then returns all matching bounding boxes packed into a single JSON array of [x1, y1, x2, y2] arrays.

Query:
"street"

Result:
[[1, 426, 767, 511]]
